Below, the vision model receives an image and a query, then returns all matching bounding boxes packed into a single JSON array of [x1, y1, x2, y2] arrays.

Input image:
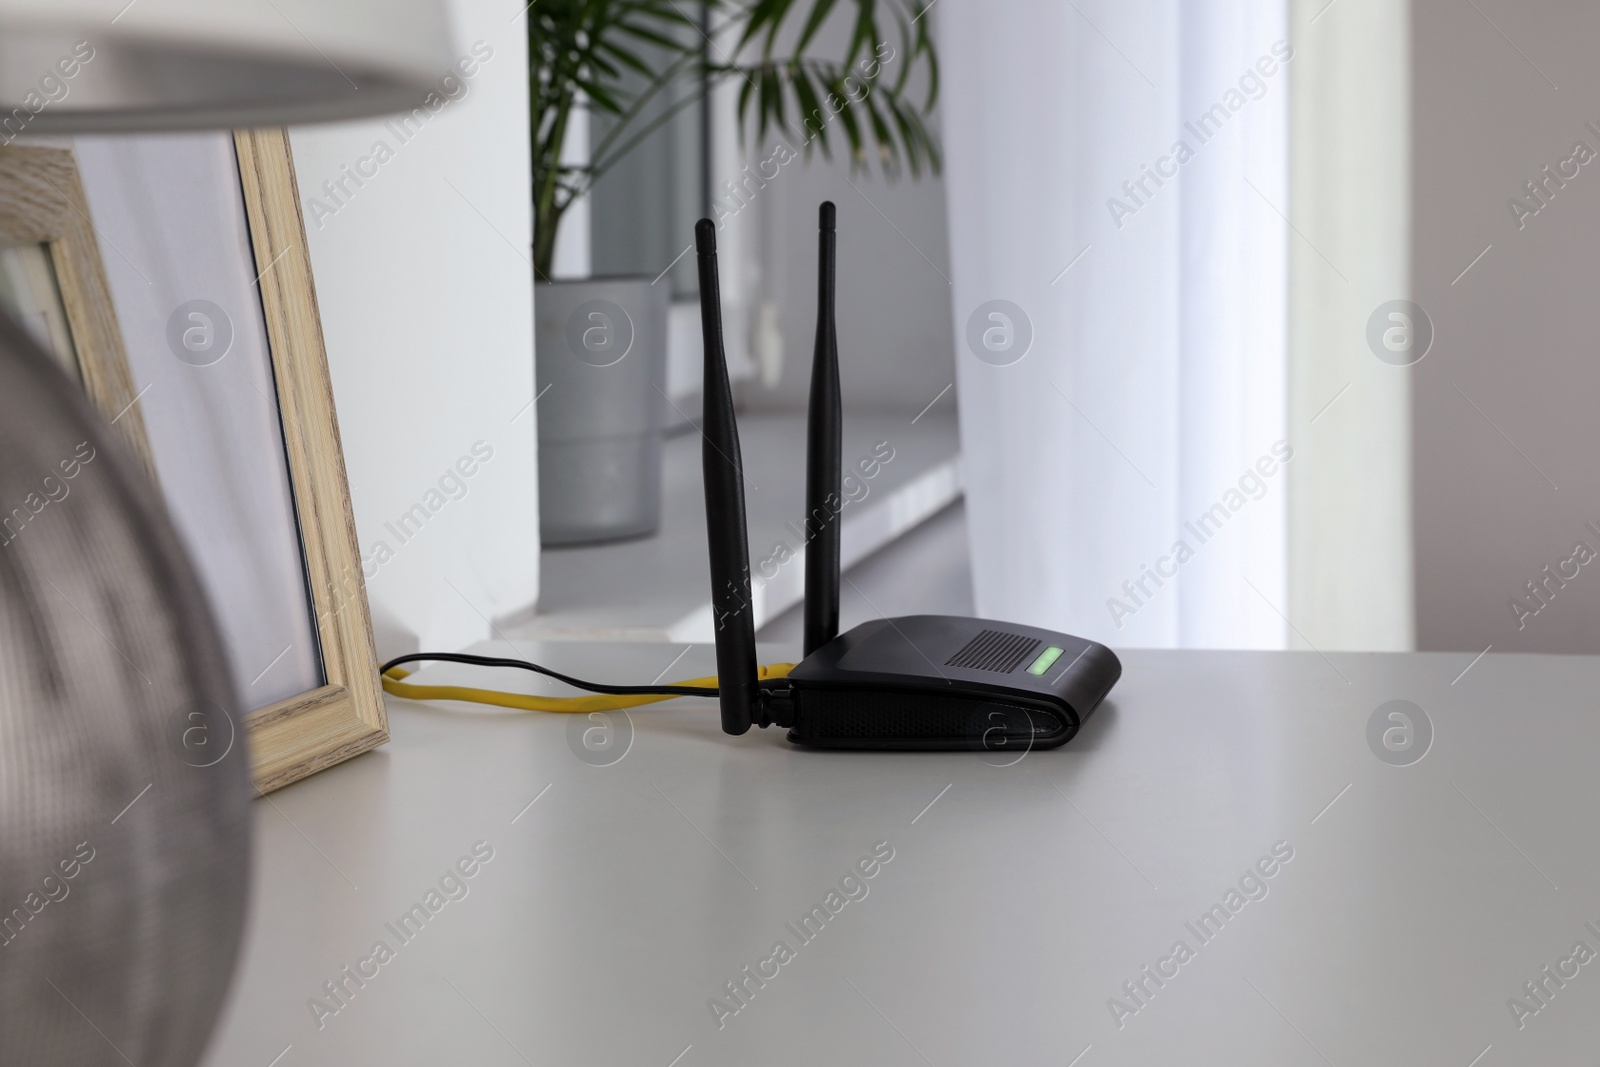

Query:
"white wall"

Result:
[[288, 0, 537, 658], [1286, 0, 1413, 651]]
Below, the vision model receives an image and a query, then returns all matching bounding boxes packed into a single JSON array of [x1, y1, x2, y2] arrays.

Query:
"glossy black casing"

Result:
[[784, 614, 1121, 751]]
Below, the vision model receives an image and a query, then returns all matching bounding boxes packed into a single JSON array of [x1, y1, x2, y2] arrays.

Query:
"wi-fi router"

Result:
[[694, 203, 1121, 751]]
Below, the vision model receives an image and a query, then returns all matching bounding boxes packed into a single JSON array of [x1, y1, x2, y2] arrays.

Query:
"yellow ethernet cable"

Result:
[[380, 660, 795, 714]]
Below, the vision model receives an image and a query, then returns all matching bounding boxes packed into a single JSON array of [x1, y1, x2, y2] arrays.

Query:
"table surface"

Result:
[[201, 642, 1600, 1067]]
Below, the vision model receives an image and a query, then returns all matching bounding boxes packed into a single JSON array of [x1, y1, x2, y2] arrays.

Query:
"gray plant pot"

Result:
[[535, 276, 666, 545]]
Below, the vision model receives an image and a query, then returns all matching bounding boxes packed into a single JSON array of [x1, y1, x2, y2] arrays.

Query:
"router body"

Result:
[[784, 615, 1121, 750], [693, 206, 1121, 751]]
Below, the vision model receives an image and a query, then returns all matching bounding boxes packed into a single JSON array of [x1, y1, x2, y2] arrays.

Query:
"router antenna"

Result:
[[803, 201, 842, 656], [695, 219, 759, 735]]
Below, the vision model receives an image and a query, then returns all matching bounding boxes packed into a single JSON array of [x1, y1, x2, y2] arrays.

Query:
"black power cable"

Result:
[[379, 651, 721, 698]]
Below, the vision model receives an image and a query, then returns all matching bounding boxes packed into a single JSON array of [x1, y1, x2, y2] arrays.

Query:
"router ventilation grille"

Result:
[[945, 629, 1040, 673]]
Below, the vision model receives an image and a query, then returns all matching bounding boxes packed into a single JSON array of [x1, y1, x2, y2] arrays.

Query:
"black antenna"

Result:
[[695, 219, 759, 735], [803, 202, 842, 655]]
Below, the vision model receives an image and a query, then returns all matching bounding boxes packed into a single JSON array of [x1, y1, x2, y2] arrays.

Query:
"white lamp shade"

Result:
[[0, 0, 457, 131]]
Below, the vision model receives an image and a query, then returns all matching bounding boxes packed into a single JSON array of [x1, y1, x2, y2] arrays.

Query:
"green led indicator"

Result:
[[1027, 645, 1064, 676]]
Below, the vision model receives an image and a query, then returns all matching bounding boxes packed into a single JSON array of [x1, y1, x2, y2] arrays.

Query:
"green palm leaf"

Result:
[[530, 0, 940, 277]]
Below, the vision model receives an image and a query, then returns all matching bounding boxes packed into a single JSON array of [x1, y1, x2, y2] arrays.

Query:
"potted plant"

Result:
[[530, 0, 940, 544]]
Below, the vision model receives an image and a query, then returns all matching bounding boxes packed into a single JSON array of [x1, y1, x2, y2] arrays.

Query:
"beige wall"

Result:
[[1412, 2, 1600, 653]]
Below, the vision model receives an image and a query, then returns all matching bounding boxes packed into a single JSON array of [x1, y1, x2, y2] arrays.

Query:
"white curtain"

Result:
[[941, 0, 1291, 648]]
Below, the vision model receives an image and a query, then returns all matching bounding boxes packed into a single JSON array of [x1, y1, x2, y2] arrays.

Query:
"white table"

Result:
[[202, 642, 1600, 1066]]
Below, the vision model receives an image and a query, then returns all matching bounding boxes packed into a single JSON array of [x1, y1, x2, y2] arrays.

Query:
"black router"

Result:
[[694, 203, 1121, 751]]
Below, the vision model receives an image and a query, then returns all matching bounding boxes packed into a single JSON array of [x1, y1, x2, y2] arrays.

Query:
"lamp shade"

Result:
[[0, 306, 251, 1064], [0, 0, 456, 132]]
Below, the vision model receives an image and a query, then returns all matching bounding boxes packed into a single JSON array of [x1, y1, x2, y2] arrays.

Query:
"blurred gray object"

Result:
[[0, 0, 456, 130], [0, 1, 452, 1062], [536, 277, 666, 544], [0, 308, 252, 1062]]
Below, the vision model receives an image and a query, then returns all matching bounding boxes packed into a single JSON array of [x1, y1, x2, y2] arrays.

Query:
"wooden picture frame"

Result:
[[232, 129, 387, 794], [0, 146, 157, 477], [0, 131, 386, 794]]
